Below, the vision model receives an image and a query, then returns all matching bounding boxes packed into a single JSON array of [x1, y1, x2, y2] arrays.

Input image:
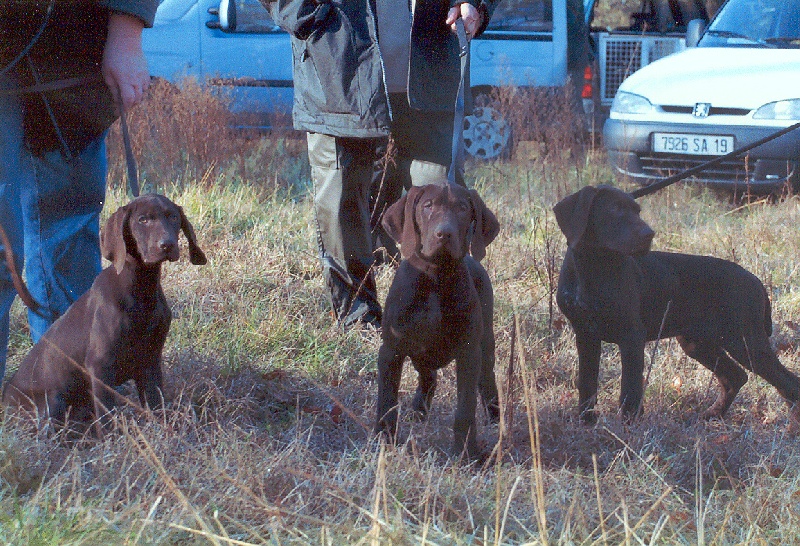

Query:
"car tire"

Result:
[[462, 97, 512, 160]]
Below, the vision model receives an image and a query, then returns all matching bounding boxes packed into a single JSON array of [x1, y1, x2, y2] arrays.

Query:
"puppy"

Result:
[[3, 194, 207, 433], [553, 184, 800, 428], [375, 183, 500, 459]]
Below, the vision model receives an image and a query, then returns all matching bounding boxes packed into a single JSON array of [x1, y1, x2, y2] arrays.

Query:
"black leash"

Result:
[[117, 90, 140, 197], [447, 18, 470, 187], [629, 120, 800, 199]]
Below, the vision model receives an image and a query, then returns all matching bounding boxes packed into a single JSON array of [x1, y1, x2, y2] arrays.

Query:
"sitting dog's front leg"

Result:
[[136, 363, 165, 411], [90, 368, 119, 432]]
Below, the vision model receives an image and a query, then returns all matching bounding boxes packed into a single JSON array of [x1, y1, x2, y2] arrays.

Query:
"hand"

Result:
[[103, 13, 150, 113], [446, 3, 483, 38]]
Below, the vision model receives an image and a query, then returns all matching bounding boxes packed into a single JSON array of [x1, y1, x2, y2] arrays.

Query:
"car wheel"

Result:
[[462, 104, 511, 160]]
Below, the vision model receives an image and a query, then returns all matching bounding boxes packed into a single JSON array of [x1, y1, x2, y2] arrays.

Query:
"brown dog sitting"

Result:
[[3, 194, 207, 433], [375, 184, 500, 459], [554, 185, 800, 428]]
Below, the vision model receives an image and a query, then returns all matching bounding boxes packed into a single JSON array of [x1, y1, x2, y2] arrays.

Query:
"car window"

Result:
[[487, 0, 553, 32], [701, 0, 800, 47], [231, 0, 281, 33]]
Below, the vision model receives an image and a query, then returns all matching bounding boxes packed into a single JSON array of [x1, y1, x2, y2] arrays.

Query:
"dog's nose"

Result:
[[435, 227, 452, 241], [159, 239, 177, 253]]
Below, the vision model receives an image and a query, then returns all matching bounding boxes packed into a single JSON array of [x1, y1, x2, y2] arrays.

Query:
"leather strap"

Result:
[[118, 93, 140, 197], [448, 18, 471, 187]]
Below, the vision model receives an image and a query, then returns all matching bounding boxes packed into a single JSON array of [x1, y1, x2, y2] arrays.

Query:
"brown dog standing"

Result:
[[375, 184, 500, 459], [554, 185, 800, 428], [3, 194, 206, 432]]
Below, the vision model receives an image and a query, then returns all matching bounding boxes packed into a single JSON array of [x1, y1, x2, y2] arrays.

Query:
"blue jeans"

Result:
[[0, 73, 107, 380]]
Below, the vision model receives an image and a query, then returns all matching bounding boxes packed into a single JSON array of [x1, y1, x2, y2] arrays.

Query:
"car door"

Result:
[[200, 0, 294, 130]]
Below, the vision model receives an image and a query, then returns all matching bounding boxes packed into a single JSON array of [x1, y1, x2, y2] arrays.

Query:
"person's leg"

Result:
[[308, 132, 382, 328], [389, 94, 453, 188], [22, 135, 107, 342], [0, 74, 34, 379]]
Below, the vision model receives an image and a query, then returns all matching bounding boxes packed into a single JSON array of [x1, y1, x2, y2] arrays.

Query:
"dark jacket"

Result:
[[1, 0, 158, 156], [266, 0, 498, 138]]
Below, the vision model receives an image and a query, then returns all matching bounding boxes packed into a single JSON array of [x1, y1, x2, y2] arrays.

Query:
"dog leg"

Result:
[[375, 345, 405, 442], [677, 337, 748, 419], [618, 332, 646, 421], [478, 310, 500, 424], [91, 376, 118, 432], [136, 365, 165, 411], [411, 367, 437, 420], [453, 346, 481, 460], [576, 331, 601, 424], [465, 256, 500, 424], [724, 334, 800, 430]]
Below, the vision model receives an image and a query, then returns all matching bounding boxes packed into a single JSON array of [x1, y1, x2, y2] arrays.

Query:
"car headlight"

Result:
[[753, 99, 800, 120], [611, 91, 654, 114]]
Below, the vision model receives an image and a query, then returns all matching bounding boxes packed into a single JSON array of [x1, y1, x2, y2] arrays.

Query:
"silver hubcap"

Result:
[[462, 106, 510, 159]]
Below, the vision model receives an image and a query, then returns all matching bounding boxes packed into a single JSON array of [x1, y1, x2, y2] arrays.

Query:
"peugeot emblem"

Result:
[[692, 103, 711, 118]]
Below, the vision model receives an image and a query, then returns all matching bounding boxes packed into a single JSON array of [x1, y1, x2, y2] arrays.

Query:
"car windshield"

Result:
[[700, 0, 800, 48]]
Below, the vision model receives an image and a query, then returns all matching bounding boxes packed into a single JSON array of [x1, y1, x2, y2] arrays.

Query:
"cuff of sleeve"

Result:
[[102, 2, 158, 28]]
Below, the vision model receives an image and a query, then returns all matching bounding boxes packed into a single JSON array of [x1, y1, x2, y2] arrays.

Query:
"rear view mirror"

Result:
[[219, 0, 237, 32], [686, 19, 705, 47]]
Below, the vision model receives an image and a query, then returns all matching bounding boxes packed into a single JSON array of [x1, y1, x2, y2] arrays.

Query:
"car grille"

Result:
[[599, 34, 686, 105], [638, 154, 796, 184], [659, 105, 752, 116]]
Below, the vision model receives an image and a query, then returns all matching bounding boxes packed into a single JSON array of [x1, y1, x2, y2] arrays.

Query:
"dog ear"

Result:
[[101, 204, 131, 274], [381, 193, 407, 246], [382, 186, 425, 259], [468, 189, 500, 262], [177, 206, 207, 265], [553, 186, 599, 249]]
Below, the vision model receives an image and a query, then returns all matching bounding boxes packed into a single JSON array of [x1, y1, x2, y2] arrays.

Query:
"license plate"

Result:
[[652, 133, 735, 155]]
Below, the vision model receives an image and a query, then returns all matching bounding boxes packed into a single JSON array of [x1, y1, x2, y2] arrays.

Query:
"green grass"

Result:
[[4, 81, 800, 544]]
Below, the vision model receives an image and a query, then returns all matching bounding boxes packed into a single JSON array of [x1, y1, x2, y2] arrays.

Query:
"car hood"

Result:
[[621, 48, 800, 109]]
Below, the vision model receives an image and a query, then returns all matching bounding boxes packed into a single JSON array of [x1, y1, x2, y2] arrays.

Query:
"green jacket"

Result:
[[1, 0, 159, 155], [265, 0, 499, 138]]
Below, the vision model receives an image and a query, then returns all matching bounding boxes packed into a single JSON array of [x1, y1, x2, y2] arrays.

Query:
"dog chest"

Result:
[[383, 263, 480, 360]]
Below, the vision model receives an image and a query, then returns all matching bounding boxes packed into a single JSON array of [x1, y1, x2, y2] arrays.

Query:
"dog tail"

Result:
[[0, 221, 46, 316]]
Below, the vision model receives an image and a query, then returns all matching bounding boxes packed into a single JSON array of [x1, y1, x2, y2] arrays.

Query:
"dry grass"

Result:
[[3, 81, 800, 545]]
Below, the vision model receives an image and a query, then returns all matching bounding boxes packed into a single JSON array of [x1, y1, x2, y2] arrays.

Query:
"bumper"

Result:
[[603, 118, 800, 192]]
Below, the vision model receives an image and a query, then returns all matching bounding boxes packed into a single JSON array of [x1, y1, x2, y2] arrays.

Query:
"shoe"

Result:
[[342, 299, 382, 330]]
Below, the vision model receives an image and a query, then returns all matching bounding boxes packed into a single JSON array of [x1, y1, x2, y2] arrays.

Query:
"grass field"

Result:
[[3, 80, 800, 544]]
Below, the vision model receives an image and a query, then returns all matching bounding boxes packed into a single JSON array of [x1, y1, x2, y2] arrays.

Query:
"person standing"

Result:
[[0, 0, 158, 379], [266, 0, 499, 329]]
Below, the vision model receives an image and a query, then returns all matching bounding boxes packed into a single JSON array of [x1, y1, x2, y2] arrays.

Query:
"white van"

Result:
[[604, 0, 800, 193]]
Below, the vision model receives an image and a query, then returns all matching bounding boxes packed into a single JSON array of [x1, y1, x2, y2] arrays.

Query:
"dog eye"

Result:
[[138, 215, 149, 224], [422, 200, 433, 209]]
